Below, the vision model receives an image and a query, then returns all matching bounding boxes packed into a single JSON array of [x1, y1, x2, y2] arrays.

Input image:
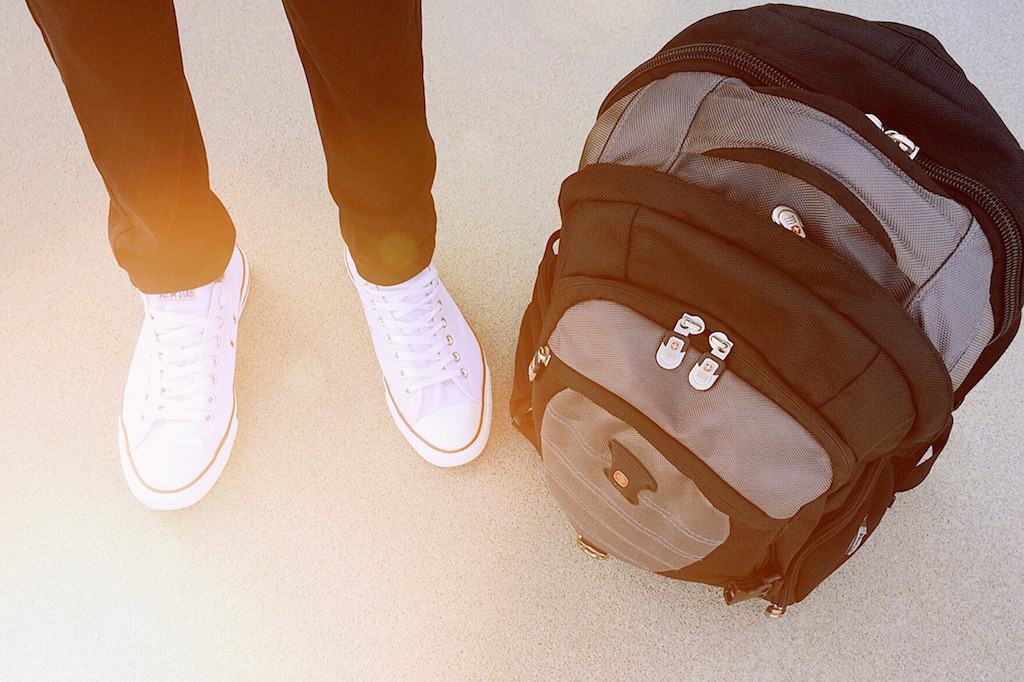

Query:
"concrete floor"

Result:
[[2, 1, 1023, 679]]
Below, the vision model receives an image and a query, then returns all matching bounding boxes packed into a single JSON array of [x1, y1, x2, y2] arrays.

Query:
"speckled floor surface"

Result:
[[2, 1, 1022, 679]]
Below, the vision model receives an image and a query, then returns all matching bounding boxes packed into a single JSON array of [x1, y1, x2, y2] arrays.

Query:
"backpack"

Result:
[[509, 4, 1024, 615]]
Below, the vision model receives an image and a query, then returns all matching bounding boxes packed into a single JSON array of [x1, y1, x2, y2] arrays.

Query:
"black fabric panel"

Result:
[[819, 351, 914, 461], [560, 163, 953, 451], [556, 201, 633, 281], [778, 458, 896, 606], [627, 205, 879, 410]]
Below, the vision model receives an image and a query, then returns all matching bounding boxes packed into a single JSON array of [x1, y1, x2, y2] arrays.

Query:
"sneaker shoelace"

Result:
[[369, 275, 464, 395], [144, 292, 225, 423]]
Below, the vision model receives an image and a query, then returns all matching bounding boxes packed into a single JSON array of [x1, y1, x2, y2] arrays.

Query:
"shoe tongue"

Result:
[[378, 266, 435, 321], [148, 284, 214, 315]]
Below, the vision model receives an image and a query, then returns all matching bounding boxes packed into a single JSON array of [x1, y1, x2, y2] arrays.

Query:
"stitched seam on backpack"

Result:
[[623, 203, 639, 282], [601, 82, 651, 163], [546, 441, 705, 563], [545, 407, 724, 546], [819, 347, 882, 410], [665, 75, 729, 174]]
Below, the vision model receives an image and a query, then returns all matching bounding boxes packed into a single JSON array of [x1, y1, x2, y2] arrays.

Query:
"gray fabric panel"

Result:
[[950, 307, 994, 391], [599, 72, 727, 172], [541, 389, 729, 572], [580, 90, 638, 169], [670, 154, 915, 300], [548, 300, 833, 519], [679, 78, 976, 286], [906, 219, 996, 386]]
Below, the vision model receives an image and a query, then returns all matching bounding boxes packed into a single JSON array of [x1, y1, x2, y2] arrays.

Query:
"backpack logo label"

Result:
[[847, 517, 870, 556]]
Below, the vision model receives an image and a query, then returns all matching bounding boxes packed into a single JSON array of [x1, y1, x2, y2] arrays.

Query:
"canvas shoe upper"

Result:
[[345, 250, 491, 467], [118, 246, 250, 509]]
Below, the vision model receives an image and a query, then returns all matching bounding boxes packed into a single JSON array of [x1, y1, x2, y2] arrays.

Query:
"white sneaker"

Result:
[[345, 250, 491, 467], [118, 246, 251, 510]]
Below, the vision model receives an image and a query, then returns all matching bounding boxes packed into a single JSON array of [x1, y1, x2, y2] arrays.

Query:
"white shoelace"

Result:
[[144, 299, 224, 423], [369, 276, 463, 395]]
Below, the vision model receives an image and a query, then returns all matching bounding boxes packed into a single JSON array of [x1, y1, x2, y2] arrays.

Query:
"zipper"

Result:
[[600, 42, 1023, 339], [601, 43, 801, 109], [772, 458, 886, 607], [530, 280, 856, 482], [917, 156, 1022, 337]]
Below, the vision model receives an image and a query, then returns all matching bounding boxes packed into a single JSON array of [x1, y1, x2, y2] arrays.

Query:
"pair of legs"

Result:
[[28, 0, 492, 509], [27, 0, 436, 289]]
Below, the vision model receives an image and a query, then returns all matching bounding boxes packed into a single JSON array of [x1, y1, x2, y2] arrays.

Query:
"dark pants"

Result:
[[26, 0, 437, 291]]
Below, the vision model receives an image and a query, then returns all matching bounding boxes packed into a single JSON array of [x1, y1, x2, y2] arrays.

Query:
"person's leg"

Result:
[[27, 0, 248, 509], [281, 0, 435, 286], [26, 0, 234, 293], [282, 0, 491, 466]]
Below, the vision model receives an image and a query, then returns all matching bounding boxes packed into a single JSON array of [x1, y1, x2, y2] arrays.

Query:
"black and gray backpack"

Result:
[[510, 4, 1024, 615]]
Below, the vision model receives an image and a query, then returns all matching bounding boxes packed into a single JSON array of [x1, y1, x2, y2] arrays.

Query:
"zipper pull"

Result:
[[656, 313, 705, 370], [771, 205, 807, 238], [528, 345, 551, 382], [688, 331, 733, 391], [865, 113, 920, 160]]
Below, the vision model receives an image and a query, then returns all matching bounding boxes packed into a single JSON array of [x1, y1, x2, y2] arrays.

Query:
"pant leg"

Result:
[[281, 0, 436, 285], [26, 0, 235, 294]]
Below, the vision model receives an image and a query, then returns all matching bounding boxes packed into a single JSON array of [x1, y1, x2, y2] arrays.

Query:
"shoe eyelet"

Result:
[[440, 317, 448, 328], [404, 387, 414, 396], [393, 351, 400, 360], [399, 369, 406, 378], [230, 339, 235, 348], [139, 414, 145, 422], [452, 352, 461, 362], [437, 300, 443, 308], [212, 356, 220, 367], [445, 335, 454, 345], [210, 374, 218, 385], [460, 368, 469, 378], [232, 314, 238, 323], [207, 394, 216, 404], [217, 317, 224, 328], [378, 317, 385, 326], [215, 335, 222, 346], [204, 414, 213, 422]]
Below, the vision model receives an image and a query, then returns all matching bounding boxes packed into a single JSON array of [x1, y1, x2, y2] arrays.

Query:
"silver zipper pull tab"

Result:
[[865, 113, 920, 159], [528, 345, 551, 382], [886, 130, 920, 160], [657, 313, 705, 370], [688, 331, 733, 391]]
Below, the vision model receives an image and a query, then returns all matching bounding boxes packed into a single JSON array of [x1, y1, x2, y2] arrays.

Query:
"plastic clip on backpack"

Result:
[[510, 4, 1024, 615]]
